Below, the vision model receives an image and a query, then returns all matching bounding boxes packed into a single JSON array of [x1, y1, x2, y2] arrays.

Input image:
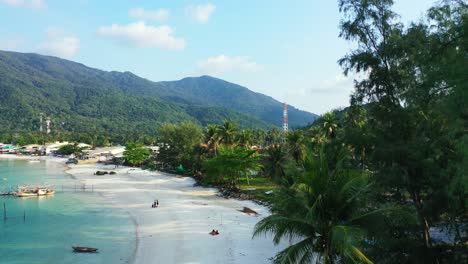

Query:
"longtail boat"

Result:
[[15, 186, 55, 197], [72, 246, 98, 253]]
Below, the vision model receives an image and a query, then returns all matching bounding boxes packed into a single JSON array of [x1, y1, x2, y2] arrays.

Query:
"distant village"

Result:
[[0, 142, 158, 165]]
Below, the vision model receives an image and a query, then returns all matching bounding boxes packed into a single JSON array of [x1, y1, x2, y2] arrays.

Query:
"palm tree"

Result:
[[205, 124, 220, 154], [238, 129, 254, 149], [217, 120, 238, 145], [322, 112, 339, 139], [265, 127, 281, 145], [203, 145, 262, 188], [253, 150, 375, 264], [286, 130, 306, 165], [308, 126, 327, 153], [252, 129, 267, 147], [262, 144, 290, 185]]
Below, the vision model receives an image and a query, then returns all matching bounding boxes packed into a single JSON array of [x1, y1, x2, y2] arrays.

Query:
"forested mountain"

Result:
[[0, 50, 317, 137], [155, 76, 314, 128]]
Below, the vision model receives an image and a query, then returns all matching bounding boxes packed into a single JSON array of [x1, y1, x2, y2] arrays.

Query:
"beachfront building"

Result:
[[20, 144, 43, 154], [83, 146, 125, 162], [45, 141, 72, 155], [0, 144, 20, 154]]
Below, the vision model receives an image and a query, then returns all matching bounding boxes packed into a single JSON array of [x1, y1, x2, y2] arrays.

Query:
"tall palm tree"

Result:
[[217, 120, 238, 145], [205, 124, 220, 154], [238, 129, 254, 149], [254, 150, 375, 264], [262, 144, 290, 185], [322, 112, 339, 139], [203, 145, 262, 188], [265, 127, 281, 145], [286, 130, 306, 165], [252, 129, 267, 147]]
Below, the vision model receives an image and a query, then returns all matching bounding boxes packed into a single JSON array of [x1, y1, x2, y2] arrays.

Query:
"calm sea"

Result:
[[0, 159, 135, 264]]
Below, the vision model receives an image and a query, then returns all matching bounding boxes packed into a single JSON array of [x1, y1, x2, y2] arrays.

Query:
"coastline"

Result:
[[66, 164, 285, 264], [1, 154, 284, 263]]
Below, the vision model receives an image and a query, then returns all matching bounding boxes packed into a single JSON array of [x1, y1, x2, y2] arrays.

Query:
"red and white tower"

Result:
[[283, 102, 288, 133]]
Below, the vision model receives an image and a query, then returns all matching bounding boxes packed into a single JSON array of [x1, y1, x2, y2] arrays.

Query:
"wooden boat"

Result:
[[0, 191, 17, 196], [209, 230, 220, 236], [16, 187, 55, 197], [72, 246, 98, 253]]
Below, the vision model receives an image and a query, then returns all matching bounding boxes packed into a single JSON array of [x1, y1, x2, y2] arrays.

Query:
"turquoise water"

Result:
[[0, 159, 135, 264]]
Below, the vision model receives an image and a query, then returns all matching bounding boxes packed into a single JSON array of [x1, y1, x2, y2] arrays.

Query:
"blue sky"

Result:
[[0, 0, 436, 114]]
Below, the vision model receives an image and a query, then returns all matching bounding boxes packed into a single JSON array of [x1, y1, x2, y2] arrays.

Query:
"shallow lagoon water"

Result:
[[0, 159, 135, 264]]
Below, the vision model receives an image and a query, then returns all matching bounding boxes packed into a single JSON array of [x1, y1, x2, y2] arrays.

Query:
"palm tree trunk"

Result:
[[410, 190, 432, 248], [361, 147, 366, 172], [323, 236, 334, 264]]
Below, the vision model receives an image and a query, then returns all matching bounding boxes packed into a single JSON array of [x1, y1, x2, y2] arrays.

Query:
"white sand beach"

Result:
[[65, 164, 286, 264]]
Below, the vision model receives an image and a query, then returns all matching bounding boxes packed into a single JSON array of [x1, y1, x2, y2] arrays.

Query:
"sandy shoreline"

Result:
[[65, 164, 285, 264], [1, 154, 284, 263]]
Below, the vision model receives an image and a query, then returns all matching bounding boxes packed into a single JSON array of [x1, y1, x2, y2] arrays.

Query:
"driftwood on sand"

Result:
[[239, 207, 259, 215]]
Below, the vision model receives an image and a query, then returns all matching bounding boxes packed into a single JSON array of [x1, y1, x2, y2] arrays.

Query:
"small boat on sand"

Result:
[[72, 246, 98, 253]]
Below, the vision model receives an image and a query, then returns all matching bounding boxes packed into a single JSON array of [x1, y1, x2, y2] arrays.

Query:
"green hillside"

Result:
[[0, 50, 317, 137]]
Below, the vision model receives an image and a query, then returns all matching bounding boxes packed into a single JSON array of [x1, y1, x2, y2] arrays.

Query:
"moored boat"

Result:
[[15, 186, 55, 197], [72, 246, 98, 253]]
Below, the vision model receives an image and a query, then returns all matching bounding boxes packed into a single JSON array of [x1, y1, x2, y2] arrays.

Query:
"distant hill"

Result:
[[155, 76, 315, 128], [0, 50, 317, 136]]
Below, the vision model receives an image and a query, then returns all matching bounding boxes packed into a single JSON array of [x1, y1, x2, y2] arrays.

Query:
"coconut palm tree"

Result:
[[203, 145, 262, 188], [286, 130, 306, 165], [205, 124, 221, 154], [254, 150, 375, 264], [266, 127, 281, 146], [262, 144, 290, 185], [322, 112, 339, 139], [252, 129, 267, 147], [237, 129, 254, 149], [217, 120, 238, 145]]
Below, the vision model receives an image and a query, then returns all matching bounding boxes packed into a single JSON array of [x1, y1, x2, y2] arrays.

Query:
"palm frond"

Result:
[[273, 237, 316, 264], [339, 173, 371, 206], [331, 225, 373, 264], [350, 246, 374, 264], [253, 215, 316, 244]]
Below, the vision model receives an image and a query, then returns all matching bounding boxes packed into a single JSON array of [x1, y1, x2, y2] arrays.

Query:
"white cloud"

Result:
[[37, 28, 80, 59], [129, 7, 169, 22], [97, 21, 185, 50], [310, 74, 354, 94], [198, 55, 262, 74], [0, 0, 44, 9], [188, 3, 215, 24]]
